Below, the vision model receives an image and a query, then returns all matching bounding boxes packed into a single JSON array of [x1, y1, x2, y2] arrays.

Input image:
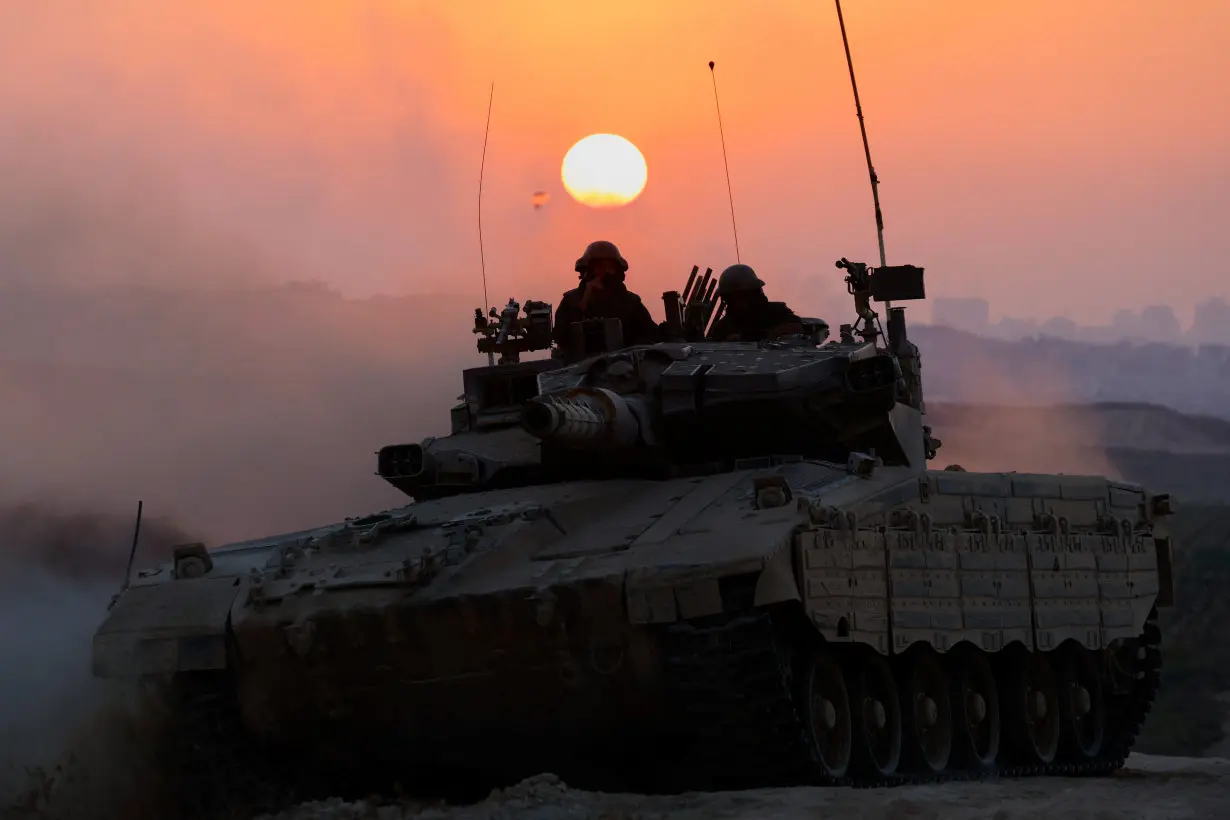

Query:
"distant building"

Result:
[[1110, 305, 1182, 343], [1137, 305, 1182, 343], [1039, 315, 1078, 338], [931, 297, 990, 334], [1191, 298, 1230, 345], [996, 316, 1040, 340]]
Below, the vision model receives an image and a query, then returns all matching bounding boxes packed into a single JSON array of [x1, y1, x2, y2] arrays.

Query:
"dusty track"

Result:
[[257, 754, 1230, 820]]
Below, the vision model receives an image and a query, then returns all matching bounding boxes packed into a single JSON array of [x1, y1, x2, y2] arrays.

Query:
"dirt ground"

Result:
[[255, 755, 1230, 820]]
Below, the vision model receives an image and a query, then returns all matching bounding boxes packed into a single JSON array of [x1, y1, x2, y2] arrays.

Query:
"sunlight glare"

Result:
[[560, 134, 648, 209]]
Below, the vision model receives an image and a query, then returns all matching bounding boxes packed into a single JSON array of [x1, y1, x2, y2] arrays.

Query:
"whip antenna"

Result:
[[119, 500, 143, 595], [478, 81, 494, 316], [834, 0, 887, 269], [708, 61, 741, 263]]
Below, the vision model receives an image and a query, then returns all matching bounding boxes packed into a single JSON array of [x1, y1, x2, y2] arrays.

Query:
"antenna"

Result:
[[120, 499, 143, 594], [834, 0, 887, 269], [478, 81, 495, 366], [708, 61, 741, 263]]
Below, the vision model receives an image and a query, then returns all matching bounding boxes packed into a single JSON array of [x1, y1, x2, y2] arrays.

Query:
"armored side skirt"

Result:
[[229, 586, 675, 775]]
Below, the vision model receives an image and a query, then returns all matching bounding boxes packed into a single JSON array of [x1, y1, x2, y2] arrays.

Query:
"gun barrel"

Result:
[[521, 388, 642, 448], [493, 303, 518, 347]]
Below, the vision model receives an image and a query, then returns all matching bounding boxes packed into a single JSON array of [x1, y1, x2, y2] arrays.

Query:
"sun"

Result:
[[560, 134, 648, 209]]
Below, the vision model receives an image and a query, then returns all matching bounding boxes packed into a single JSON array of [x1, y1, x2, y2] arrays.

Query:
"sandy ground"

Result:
[[255, 755, 1230, 820]]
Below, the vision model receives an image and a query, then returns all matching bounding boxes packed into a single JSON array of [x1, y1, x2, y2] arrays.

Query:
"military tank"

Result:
[[91, 259, 1175, 815]]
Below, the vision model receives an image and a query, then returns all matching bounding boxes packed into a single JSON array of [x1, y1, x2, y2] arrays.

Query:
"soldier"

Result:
[[552, 240, 659, 354], [705, 263, 805, 342]]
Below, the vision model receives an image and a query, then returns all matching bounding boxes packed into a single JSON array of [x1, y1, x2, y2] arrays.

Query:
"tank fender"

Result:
[[91, 575, 241, 679], [753, 540, 803, 606]]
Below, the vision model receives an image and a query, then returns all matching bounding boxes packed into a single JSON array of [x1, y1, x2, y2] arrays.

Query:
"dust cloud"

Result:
[[0, 6, 502, 814], [0, 0, 491, 544], [0, 286, 480, 815], [0, 503, 194, 816], [920, 334, 1122, 478]]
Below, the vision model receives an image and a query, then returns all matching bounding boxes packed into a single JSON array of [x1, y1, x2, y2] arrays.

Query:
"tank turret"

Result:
[[377, 258, 937, 500]]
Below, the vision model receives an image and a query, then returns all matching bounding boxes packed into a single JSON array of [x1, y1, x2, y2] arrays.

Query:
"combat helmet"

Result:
[[716, 263, 765, 297], [575, 240, 629, 274]]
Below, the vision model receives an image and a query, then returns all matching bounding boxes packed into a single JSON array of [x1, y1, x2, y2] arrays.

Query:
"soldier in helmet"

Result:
[[705, 263, 805, 342], [552, 240, 659, 355]]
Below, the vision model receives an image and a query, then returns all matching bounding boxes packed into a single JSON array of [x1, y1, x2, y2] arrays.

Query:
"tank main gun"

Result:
[[473, 298, 554, 365], [521, 388, 657, 450]]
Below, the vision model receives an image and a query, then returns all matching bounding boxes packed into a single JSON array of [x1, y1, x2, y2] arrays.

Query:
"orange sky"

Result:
[[2, 0, 1227, 324]]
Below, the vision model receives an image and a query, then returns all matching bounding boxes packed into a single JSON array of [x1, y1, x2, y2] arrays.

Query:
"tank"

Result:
[[90, 259, 1176, 816]]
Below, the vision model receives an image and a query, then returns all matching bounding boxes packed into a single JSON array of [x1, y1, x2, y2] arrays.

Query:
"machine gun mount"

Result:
[[473, 298, 554, 365], [834, 257, 936, 452]]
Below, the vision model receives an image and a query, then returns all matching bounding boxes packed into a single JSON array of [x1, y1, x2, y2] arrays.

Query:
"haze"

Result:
[[3, 1, 1227, 320], [1, 2, 1227, 810]]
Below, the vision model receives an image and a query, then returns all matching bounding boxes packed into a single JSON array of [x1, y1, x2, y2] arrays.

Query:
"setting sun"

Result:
[[560, 134, 648, 209]]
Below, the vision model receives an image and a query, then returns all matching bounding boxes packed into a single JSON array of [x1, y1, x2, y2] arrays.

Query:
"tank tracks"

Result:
[[154, 609, 1161, 815], [152, 672, 299, 820], [661, 607, 1163, 789]]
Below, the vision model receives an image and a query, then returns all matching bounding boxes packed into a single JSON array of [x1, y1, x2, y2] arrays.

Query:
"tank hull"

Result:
[[93, 463, 1176, 812]]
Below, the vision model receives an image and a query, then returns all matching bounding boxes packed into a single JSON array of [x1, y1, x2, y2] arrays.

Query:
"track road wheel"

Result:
[[1057, 644, 1106, 765], [948, 647, 1000, 773], [848, 653, 902, 781], [1002, 651, 1060, 767], [900, 649, 953, 776], [801, 649, 853, 780]]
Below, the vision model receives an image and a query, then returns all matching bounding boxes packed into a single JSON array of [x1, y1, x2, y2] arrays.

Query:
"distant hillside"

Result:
[[926, 401, 1230, 505], [912, 324, 1230, 419], [2, 283, 1230, 540], [2, 285, 1230, 417], [927, 401, 1230, 453]]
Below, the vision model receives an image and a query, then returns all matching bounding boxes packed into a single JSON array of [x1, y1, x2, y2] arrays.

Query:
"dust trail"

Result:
[[0, 6, 481, 809], [921, 332, 1121, 478], [0, 503, 195, 817]]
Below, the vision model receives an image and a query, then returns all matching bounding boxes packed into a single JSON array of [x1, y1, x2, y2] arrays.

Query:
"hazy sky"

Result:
[[2, 0, 1227, 323]]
